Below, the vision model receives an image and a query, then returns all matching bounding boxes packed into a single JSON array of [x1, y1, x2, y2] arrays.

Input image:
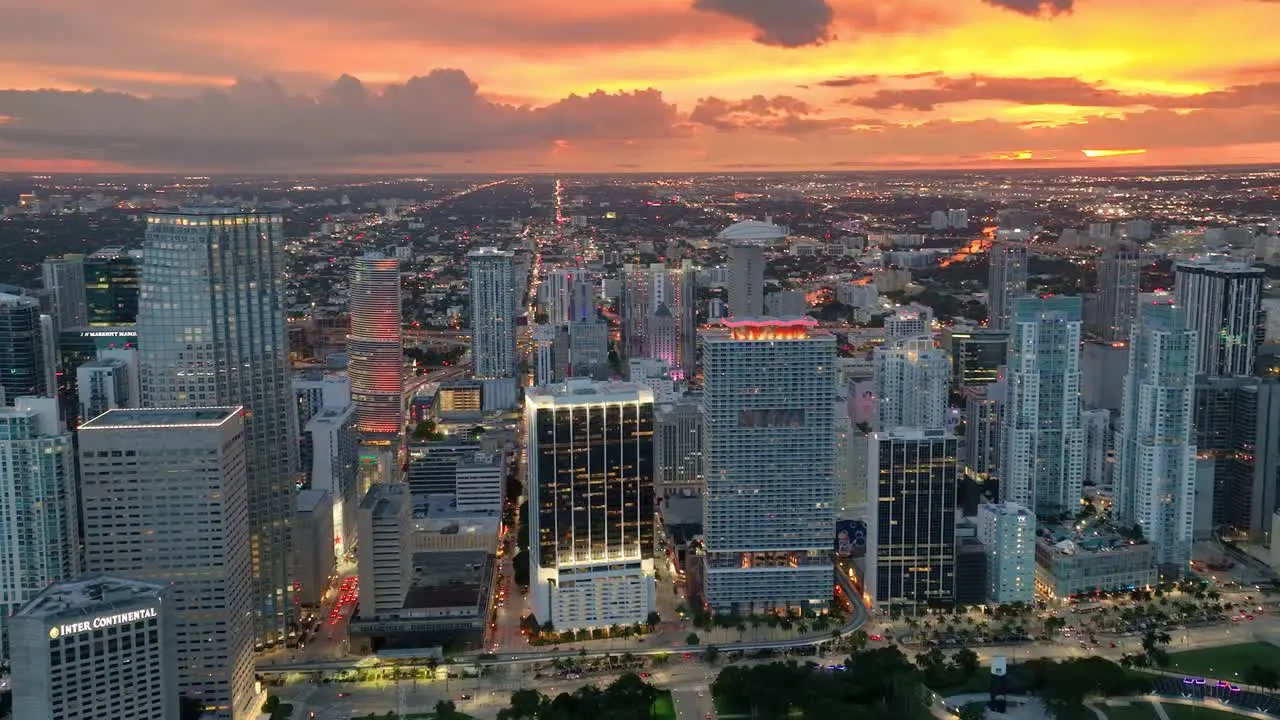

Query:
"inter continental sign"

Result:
[[48, 607, 158, 640]]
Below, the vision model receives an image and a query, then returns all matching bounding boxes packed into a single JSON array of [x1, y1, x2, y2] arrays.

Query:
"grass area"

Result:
[[1161, 703, 1259, 719], [1098, 701, 1161, 720], [652, 691, 676, 720], [1167, 642, 1280, 680]]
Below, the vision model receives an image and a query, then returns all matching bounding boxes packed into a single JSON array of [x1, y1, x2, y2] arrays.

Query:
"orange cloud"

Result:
[[1081, 148, 1147, 158]]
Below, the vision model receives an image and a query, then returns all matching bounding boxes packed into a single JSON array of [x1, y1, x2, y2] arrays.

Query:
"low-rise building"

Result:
[[1034, 525, 1156, 599]]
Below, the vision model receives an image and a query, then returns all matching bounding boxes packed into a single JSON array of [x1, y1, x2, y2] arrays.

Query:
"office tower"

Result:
[[874, 336, 949, 431], [649, 303, 678, 368], [865, 429, 958, 606], [1081, 409, 1112, 487], [78, 408, 253, 719], [655, 398, 703, 498], [931, 210, 948, 230], [468, 247, 517, 379], [726, 243, 765, 317], [526, 380, 656, 630], [1114, 303, 1197, 570], [669, 260, 698, 380], [765, 290, 807, 318], [976, 502, 1034, 604], [11, 576, 178, 720], [701, 317, 836, 613], [533, 323, 558, 386], [0, 292, 49, 405], [621, 263, 667, 360], [356, 482, 412, 617], [0, 397, 79, 654], [294, 489, 335, 607], [1174, 258, 1265, 377], [139, 209, 297, 642], [885, 307, 934, 342], [1195, 377, 1280, 534], [543, 268, 595, 324], [455, 452, 504, 514], [347, 252, 403, 436], [76, 353, 139, 420], [294, 372, 352, 431], [407, 440, 483, 496], [986, 242, 1029, 330], [948, 208, 969, 229], [1093, 246, 1141, 342], [963, 382, 1004, 493], [943, 327, 1008, 390], [84, 247, 141, 325], [568, 319, 611, 379], [1001, 296, 1085, 518], [303, 404, 358, 557], [42, 254, 88, 331]]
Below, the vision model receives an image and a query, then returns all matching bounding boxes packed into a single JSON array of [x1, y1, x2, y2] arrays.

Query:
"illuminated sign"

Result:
[[77, 330, 138, 338], [48, 607, 158, 639]]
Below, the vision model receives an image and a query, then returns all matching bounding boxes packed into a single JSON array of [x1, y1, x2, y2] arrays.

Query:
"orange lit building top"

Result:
[[720, 315, 819, 341]]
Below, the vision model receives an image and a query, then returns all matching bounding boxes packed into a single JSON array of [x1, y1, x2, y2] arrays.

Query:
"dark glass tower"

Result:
[[0, 292, 47, 405]]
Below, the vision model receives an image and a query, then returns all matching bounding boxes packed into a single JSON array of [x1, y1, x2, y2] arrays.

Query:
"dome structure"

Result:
[[717, 219, 788, 244]]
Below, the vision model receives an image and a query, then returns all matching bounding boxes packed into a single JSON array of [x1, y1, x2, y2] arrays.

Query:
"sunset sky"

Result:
[[2, 0, 1280, 173]]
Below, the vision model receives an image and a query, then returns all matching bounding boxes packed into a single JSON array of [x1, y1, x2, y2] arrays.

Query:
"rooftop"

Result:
[[297, 488, 330, 513], [526, 378, 654, 407], [718, 219, 787, 243], [16, 575, 165, 621], [78, 406, 243, 430], [468, 246, 513, 258], [1175, 256, 1265, 274]]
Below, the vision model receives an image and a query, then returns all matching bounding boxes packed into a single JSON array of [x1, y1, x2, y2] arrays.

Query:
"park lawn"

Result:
[[1167, 642, 1280, 680], [1099, 701, 1160, 720], [652, 691, 676, 720], [1161, 703, 1258, 719]]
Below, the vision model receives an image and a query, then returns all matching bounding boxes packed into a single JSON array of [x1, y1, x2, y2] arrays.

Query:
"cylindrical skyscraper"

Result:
[[347, 253, 403, 435]]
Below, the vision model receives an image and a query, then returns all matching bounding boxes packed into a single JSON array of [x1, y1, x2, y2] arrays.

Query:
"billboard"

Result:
[[836, 520, 867, 558]]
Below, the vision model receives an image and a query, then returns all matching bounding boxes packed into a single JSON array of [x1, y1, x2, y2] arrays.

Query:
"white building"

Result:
[[948, 209, 969, 229], [76, 355, 138, 421], [77, 408, 254, 720], [976, 502, 1035, 604], [884, 306, 934, 341], [11, 576, 177, 720], [305, 404, 358, 557], [294, 372, 352, 429], [542, 267, 596, 324], [455, 452, 504, 515], [1115, 303, 1198, 570], [0, 397, 80, 655], [357, 482, 413, 617], [873, 336, 949, 431], [468, 247, 518, 381], [526, 380, 656, 630], [533, 323, 558, 387], [701, 317, 836, 613], [1173, 257, 1265, 377]]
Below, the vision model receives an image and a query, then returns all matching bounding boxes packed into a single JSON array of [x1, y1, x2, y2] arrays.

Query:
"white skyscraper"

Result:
[[347, 252, 403, 436], [468, 247, 517, 380], [1115, 302, 1198, 570], [1174, 257, 1265, 377], [976, 502, 1035, 604], [533, 323, 558, 387], [701, 317, 836, 613], [78, 408, 254, 720], [987, 242, 1029, 331], [138, 209, 297, 642], [873, 336, 949, 431], [0, 397, 80, 655], [1000, 296, 1085, 518]]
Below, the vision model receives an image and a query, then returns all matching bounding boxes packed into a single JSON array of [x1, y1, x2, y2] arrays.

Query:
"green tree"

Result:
[[686, 632, 701, 646], [953, 647, 981, 679]]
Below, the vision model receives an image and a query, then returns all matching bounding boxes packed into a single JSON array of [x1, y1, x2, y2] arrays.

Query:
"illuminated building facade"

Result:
[[347, 252, 404, 435], [526, 380, 656, 631], [976, 501, 1035, 604], [1174, 257, 1265, 377], [700, 317, 836, 614], [942, 327, 1008, 390]]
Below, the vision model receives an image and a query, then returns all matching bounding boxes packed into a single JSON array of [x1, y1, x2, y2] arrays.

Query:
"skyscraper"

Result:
[[866, 429, 958, 606], [84, 247, 141, 325], [1093, 246, 1141, 343], [701, 317, 836, 613], [986, 242, 1029, 331], [1174, 257, 1265, 376], [669, 260, 698, 380], [468, 247, 517, 380], [1000, 296, 1085, 518], [347, 252, 403, 436], [942, 327, 1008, 390], [649, 303, 678, 369], [726, 244, 765, 317], [655, 398, 703, 497], [42, 254, 88, 331], [526, 380, 656, 630], [0, 397, 79, 654], [542, 267, 595, 324], [873, 336, 949, 431], [621, 263, 667, 361], [138, 208, 297, 642], [975, 502, 1035, 604], [0, 292, 49, 405], [1115, 302, 1197, 570], [78, 407, 254, 720]]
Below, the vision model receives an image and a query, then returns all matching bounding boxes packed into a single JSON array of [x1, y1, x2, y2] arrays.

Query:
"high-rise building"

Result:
[[76, 353, 139, 421], [726, 244, 765, 317], [11, 576, 178, 720], [649, 303, 678, 369], [884, 307, 933, 342], [963, 382, 1005, 496], [347, 253, 403, 436], [1000, 296, 1085, 518], [1093, 246, 1141, 343], [668, 260, 698, 380], [356, 482, 412, 617], [873, 336, 949, 431], [976, 502, 1035, 604], [1081, 408, 1112, 487], [455, 452, 504, 515], [948, 209, 969, 229], [42, 254, 88, 331], [942, 327, 1008, 390], [655, 398, 703, 498], [1115, 303, 1198, 570], [526, 380, 656, 630], [567, 320, 611, 379], [701, 317, 836, 613], [0, 397, 80, 654], [533, 323, 558, 386], [986, 242, 1029, 331], [77, 408, 254, 720], [1195, 376, 1280, 535], [138, 208, 297, 643], [543, 268, 595, 324], [1174, 257, 1265, 376], [621, 263, 667, 361], [294, 372, 352, 432], [84, 247, 141, 325], [304, 404, 359, 557], [468, 247, 517, 380], [0, 292, 49, 405], [866, 429, 958, 607]]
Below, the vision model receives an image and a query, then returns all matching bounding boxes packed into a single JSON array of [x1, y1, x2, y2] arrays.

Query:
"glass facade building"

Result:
[[986, 242, 1029, 331], [84, 249, 140, 325], [0, 293, 48, 405], [1174, 257, 1265, 377], [347, 253, 403, 435], [1093, 246, 1141, 343]]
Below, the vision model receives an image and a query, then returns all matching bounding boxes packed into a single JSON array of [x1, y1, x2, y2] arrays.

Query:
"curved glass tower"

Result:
[[347, 253, 403, 435]]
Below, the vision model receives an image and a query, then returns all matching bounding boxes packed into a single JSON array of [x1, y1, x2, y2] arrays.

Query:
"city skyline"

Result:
[[3, 0, 1280, 172]]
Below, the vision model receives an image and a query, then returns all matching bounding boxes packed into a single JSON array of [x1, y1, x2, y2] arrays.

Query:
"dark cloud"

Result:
[[689, 94, 834, 132], [692, 0, 834, 47], [0, 70, 682, 170], [983, 0, 1075, 16], [816, 75, 880, 88]]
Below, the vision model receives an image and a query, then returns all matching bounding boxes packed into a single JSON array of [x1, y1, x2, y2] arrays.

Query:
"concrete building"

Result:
[[526, 380, 656, 630], [42, 253, 88, 331], [407, 440, 483, 497], [77, 407, 254, 720], [533, 323, 558, 387], [1081, 340, 1130, 412], [963, 382, 1005, 498], [543, 267, 595, 325], [347, 252, 404, 435], [700, 317, 836, 613], [357, 482, 413, 617], [139, 209, 298, 643], [1174, 257, 1265, 377], [726, 243, 765, 317], [454, 452, 504, 515], [621, 263, 668, 361], [649, 303, 678, 370], [873, 336, 949, 431], [0, 292, 50, 404], [567, 320, 611, 379], [304, 404, 359, 557], [668, 260, 699, 380], [468, 247, 518, 387], [866, 429, 959, 607], [11, 576, 177, 720], [294, 372, 352, 429], [765, 290, 807, 318], [1034, 527, 1157, 598], [1081, 409, 1112, 488], [0, 397, 80, 655], [436, 380, 483, 420], [1092, 246, 1142, 343], [295, 489, 336, 607], [976, 502, 1035, 604], [987, 242, 1029, 331], [76, 355, 138, 421], [655, 398, 703, 498], [942, 327, 1008, 390], [884, 307, 934, 342]]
